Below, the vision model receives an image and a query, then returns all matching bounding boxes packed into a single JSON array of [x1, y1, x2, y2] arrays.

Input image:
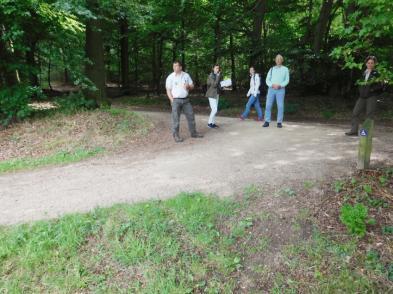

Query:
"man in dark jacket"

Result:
[[346, 56, 383, 136]]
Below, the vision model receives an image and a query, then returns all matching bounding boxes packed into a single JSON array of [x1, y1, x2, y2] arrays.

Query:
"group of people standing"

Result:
[[165, 55, 382, 143], [239, 54, 289, 128]]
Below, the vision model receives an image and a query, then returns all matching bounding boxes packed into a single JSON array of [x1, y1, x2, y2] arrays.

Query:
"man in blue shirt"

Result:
[[263, 54, 290, 128]]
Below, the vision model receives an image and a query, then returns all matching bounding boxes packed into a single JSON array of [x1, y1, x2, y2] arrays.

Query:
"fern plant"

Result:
[[339, 203, 368, 237]]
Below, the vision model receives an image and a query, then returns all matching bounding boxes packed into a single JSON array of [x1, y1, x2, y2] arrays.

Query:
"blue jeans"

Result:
[[242, 94, 263, 119], [265, 88, 285, 123]]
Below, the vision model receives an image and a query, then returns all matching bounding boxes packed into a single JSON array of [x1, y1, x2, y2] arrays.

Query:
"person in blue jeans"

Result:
[[240, 66, 263, 121], [263, 54, 290, 128]]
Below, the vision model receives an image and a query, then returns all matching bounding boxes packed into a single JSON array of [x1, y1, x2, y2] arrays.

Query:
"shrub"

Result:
[[218, 97, 232, 110], [285, 103, 300, 114], [321, 110, 336, 120], [55, 92, 98, 114], [339, 203, 368, 237], [0, 85, 39, 127]]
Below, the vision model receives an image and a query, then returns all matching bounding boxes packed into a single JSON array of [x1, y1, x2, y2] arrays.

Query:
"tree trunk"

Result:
[[156, 36, 164, 94], [85, 0, 108, 105], [172, 41, 177, 62], [313, 0, 334, 53], [250, 0, 267, 67], [60, 48, 70, 84], [213, 15, 221, 63], [48, 57, 52, 90], [151, 34, 157, 92], [180, 17, 186, 68], [119, 17, 129, 88], [324, 2, 340, 49], [26, 39, 39, 87], [0, 26, 18, 87], [133, 34, 139, 86], [303, 0, 314, 44], [230, 32, 237, 91]]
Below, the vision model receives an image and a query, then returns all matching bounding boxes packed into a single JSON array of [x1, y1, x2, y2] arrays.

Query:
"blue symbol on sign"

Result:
[[360, 129, 368, 137]]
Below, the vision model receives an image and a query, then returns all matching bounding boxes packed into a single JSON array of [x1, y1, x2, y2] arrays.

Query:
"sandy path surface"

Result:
[[1, 111, 392, 225]]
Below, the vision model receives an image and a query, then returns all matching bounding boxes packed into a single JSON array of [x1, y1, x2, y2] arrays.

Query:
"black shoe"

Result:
[[191, 132, 204, 138], [212, 124, 219, 129], [208, 123, 214, 129], [173, 134, 184, 143], [277, 123, 283, 128], [345, 131, 358, 136], [263, 122, 270, 128]]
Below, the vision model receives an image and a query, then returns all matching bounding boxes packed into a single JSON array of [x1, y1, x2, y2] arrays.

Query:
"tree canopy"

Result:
[[1, 0, 392, 106]]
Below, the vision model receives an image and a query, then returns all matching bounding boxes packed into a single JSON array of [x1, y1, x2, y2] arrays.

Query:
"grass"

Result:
[[0, 147, 104, 173], [0, 193, 239, 293], [0, 107, 153, 173]]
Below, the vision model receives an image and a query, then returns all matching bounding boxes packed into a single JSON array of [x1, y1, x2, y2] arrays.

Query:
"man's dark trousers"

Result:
[[350, 96, 377, 133], [171, 98, 197, 136]]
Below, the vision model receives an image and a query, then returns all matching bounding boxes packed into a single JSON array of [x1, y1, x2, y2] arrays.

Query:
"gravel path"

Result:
[[1, 111, 392, 225]]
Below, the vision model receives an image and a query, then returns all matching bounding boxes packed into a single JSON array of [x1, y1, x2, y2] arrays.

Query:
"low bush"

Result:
[[218, 97, 232, 110], [0, 85, 40, 127], [55, 92, 98, 114]]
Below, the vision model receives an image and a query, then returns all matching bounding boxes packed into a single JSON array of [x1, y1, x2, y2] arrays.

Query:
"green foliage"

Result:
[[243, 184, 263, 200], [330, 0, 393, 85], [339, 203, 368, 237], [285, 103, 300, 115], [0, 86, 40, 126], [365, 249, 388, 277], [218, 97, 232, 110], [363, 184, 372, 195], [382, 226, 393, 235], [55, 93, 98, 114], [303, 180, 315, 189], [333, 180, 345, 193], [321, 110, 335, 120], [281, 187, 297, 197], [231, 217, 253, 238], [388, 264, 393, 282]]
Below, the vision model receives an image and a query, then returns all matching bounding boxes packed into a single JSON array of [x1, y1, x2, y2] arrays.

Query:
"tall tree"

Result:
[[85, 0, 108, 105], [250, 0, 267, 67], [119, 16, 129, 89], [313, 0, 334, 53]]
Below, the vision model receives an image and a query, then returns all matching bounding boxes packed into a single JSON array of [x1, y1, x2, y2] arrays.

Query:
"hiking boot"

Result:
[[277, 123, 283, 128], [191, 132, 204, 138], [208, 123, 214, 128], [262, 122, 270, 127], [173, 134, 184, 143], [345, 131, 358, 136]]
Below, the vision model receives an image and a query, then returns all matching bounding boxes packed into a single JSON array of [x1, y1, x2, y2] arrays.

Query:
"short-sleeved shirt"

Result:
[[165, 71, 193, 99]]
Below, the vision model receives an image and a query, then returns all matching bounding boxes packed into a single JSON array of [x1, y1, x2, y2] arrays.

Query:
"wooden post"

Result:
[[357, 118, 374, 170]]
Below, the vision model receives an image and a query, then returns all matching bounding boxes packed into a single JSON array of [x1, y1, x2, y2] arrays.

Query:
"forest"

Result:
[[1, 0, 392, 125]]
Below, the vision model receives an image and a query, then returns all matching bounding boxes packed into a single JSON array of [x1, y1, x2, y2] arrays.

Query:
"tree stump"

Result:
[[357, 118, 374, 170]]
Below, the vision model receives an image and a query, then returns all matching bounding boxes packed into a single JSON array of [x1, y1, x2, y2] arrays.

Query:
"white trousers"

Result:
[[208, 96, 219, 125]]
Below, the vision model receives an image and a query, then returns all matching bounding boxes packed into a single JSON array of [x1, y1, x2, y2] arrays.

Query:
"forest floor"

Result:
[[1, 107, 392, 292]]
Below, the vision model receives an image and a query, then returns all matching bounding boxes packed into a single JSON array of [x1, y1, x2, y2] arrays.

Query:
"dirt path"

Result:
[[1, 111, 392, 225]]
